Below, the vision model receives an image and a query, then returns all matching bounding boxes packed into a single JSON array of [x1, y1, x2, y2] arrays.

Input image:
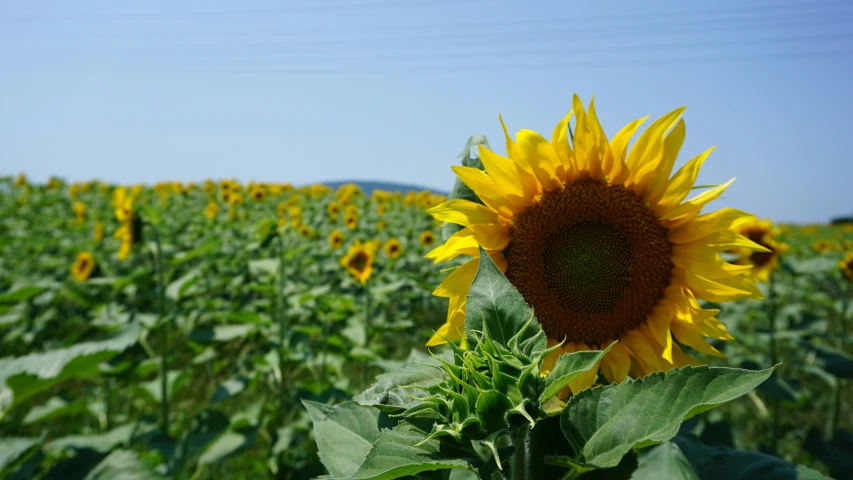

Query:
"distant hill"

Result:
[[320, 180, 448, 196]]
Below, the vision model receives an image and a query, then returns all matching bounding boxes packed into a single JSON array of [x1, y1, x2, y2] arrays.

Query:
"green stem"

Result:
[[149, 222, 169, 436], [766, 275, 779, 454], [276, 233, 289, 417], [510, 423, 530, 480], [830, 281, 851, 436]]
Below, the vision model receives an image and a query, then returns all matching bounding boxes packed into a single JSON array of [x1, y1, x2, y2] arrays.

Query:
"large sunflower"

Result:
[[426, 95, 767, 394], [730, 218, 788, 283]]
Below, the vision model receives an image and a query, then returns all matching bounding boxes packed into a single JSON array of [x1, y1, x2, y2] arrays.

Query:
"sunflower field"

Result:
[[1, 97, 852, 480]]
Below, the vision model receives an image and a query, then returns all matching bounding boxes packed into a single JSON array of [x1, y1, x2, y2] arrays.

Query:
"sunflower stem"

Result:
[[509, 423, 530, 480], [766, 274, 779, 454], [148, 222, 169, 436], [276, 232, 289, 418]]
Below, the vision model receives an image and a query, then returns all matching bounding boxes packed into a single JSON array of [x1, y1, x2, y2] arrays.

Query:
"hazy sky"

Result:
[[1, 0, 851, 223]]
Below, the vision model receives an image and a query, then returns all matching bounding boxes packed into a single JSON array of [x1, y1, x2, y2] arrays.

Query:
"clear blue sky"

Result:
[[1, 0, 851, 223]]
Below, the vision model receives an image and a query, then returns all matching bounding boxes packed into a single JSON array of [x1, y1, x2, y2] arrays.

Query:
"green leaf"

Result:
[[304, 400, 381, 478], [330, 423, 472, 480], [475, 390, 513, 433], [83, 449, 166, 480], [0, 323, 140, 415], [539, 344, 614, 403], [188, 324, 255, 343], [198, 428, 257, 465], [211, 376, 248, 403], [46, 423, 136, 453], [630, 441, 698, 480], [165, 269, 202, 301], [0, 285, 46, 304], [248, 258, 280, 277], [354, 350, 448, 412], [23, 396, 93, 425], [0, 435, 43, 474], [560, 365, 774, 469], [673, 434, 832, 480], [465, 247, 538, 349]]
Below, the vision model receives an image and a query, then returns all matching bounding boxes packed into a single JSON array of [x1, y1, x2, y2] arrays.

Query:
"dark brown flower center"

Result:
[[349, 251, 369, 271], [743, 229, 775, 267], [503, 180, 673, 346]]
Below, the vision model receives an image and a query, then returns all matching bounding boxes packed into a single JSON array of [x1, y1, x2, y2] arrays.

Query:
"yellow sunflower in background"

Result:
[[298, 224, 313, 238], [205, 201, 219, 219], [345, 206, 359, 230], [840, 252, 853, 281], [843, 239, 852, 250], [384, 238, 403, 259], [812, 239, 836, 253], [277, 202, 288, 217], [730, 218, 788, 283], [71, 252, 96, 281], [94, 220, 105, 242], [341, 240, 379, 284], [419, 230, 436, 247], [327, 201, 341, 219], [72, 201, 87, 224], [329, 229, 344, 249], [377, 220, 387, 231], [426, 95, 766, 394], [251, 185, 266, 202], [378, 203, 387, 216]]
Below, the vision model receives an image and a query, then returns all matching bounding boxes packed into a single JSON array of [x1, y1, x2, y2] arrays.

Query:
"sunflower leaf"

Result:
[[465, 247, 540, 349], [559, 365, 775, 470], [0, 322, 140, 416], [630, 441, 698, 480], [672, 434, 833, 480], [325, 423, 472, 480], [539, 344, 615, 404], [304, 401, 383, 479]]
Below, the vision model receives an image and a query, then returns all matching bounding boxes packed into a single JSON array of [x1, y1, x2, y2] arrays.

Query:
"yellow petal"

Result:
[[645, 304, 674, 363], [670, 342, 703, 367], [668, 208, 756, 244], [426, 299, 466, 346], [659, 178, 736, 228], [698, 317, 735, 341], [625, 106, 686, 177], [600, 342, 631, 383], [621, 329, 661, 374], [428, 199, 499, 227], [606, 115, 648, 182], [680, 268, 758, 302], [451, 165, 517, 218], [654, 146, 716, 213], [551, 112, 575, 174], [644, 119, 686, 203], [432, 258, 479, 297], [516, 129, 564, 189], [478, 144, 539, 207], [671, 320, 726, 358], [426, 224, 510, 263]]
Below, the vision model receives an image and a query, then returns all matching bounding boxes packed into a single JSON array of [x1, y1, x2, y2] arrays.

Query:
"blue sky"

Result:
[[1, 0, 851, 223]]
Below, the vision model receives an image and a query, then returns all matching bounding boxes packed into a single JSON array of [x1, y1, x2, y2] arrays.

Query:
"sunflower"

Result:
[[251, 185, 266, 202], [73, 201, 87, 224], [378, 203, 387, 216], [341, 240, 379, 284], [384, 238, 403, 259], [329, 229, 344, 249], [840, 252, 853, 281], [812, 239, 836, 253], [419, 230, 436, 247], [377, 220, 387, 231], [327, 201, 341, 219], [14, 173, 26, 187], [205, 201, 219, 219], [730, 218, 788, 283], [426, 95, 766, 394], [71, 252, 96, 282], [843, 239, 852, 250], [94, 220, 105, 242], [277, 202, 288, 217], [298, 224, 313, 238]]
